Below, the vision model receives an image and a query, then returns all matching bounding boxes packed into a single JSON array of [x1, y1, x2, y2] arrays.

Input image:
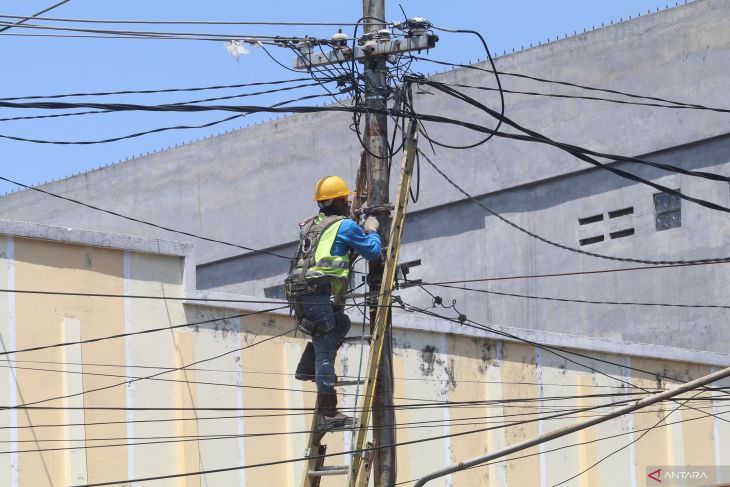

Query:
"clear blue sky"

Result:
[[0, 0, 682, 194]]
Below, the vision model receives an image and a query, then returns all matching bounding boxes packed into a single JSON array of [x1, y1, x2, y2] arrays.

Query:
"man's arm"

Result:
[[336, 219, 382, 261]]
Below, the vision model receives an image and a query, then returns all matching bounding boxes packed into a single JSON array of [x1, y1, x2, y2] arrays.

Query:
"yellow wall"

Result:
[[0, 234, 728, 486]]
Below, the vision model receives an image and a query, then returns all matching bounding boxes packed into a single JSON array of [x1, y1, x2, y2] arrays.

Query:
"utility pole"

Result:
[[361, 2, 396, 486], [291, 11, 436, 487]]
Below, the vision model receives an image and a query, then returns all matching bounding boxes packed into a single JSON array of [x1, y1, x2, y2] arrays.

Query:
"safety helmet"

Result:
[[313, 175, 353, 201]]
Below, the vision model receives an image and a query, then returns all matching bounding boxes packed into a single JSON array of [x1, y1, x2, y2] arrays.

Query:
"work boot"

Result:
[[315, 392, 353, 432], [295, 342, 316, 382]]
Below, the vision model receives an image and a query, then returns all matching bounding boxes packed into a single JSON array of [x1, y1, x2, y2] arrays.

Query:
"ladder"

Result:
[[298, 119, 419, 487]]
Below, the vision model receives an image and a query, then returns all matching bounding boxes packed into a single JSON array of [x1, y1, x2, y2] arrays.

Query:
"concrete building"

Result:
[[0, 218, 729, 486], [1, 1, 729, 357]]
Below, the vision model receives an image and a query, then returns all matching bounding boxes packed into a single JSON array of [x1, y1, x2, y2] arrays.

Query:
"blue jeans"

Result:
[[299, 292, 351, 394]]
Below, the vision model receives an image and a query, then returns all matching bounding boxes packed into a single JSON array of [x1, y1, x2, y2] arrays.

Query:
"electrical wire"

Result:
[[0, 309, 282, 357], [416, 148, 730, 266], [424, 282, 730, 309], [394, 398, 728, 485], [0, 92, 331, 144], [3, 321, 296, 412], [0, 174, 291, 260], [69, 392, 686, 487], [416, 25, 504, 150], [403, 299, 730, 400], [413, 56, 730, 114], [0, 0, 70, 34], [0, 77, 312, 102], [417, 78, 730, 185], [0, 13, 371, 26], [0, 20, 334, 41], [423, 260, 730, 285]]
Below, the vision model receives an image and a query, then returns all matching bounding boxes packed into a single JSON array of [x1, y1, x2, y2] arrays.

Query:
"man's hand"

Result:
[[363, 216, 379, 234]]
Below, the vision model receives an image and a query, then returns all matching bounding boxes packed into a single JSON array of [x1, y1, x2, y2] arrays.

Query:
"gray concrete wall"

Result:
[[2, 0, 730, 353]]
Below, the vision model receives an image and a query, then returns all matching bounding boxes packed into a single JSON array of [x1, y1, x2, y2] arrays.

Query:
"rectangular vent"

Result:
[[608, 207, 634, 219], [264, 284, 286, 300], [579, 235, 604, 246], [578, 214, 603, 225], [609, 228, 635, 239]]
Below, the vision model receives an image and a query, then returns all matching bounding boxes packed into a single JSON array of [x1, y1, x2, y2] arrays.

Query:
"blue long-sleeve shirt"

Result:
[[330, 218, 382, 261]]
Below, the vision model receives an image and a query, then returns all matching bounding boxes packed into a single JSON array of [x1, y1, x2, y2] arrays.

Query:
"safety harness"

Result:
[[284, 214, 350, 335]]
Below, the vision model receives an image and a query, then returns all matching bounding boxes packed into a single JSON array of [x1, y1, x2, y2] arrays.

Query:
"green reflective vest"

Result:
[[291, 213, 351, 302]]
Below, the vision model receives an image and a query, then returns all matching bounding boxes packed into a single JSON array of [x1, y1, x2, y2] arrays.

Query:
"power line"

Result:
[[434, 77, 730, 113], [71, 394, 651, 487], [0, 174, 291, 260], [395, 400, 729, 485], [552, 391, 701, 487], [0, 20, 345, 41], [417, 78, 730, 185], [0, 81, 322, 122], [0, 399, 718, 457], [0, 308, 284, 357], [423, 260, 730, 285], [2, 320, 295, 412], [0, 76, 312, 101], [4, 357, 671, 390], [416, 148, 730, 266], [6, 95, 727, 213], [425, 281, 730, 309], [0, 91, 331, 144], [0, 0, 71, 33], [404, 300, 730, 402], [0, 13, 369, 26], [413, 56, 730, 115]]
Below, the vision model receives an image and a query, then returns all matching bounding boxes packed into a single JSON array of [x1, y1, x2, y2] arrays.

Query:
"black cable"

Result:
[[0, 0, 70, 34], [424, 261, 730, 285], [425, 281, 730, 309], [0, 309, 283, 357], [0, 14, 368, 26], [71, 392, 677, 487], [3, 322, 296, 412], [404, 301, 730, 399], [418, 78, 730, 185], [0, 174, 290, 260], [414, 25, 503, 150], [434, 77, 730, 112], [417, 148, 730, 266], [0, 20, 327, 41], [0, 77, 311, 101], [395, 397, 728, 485], [414, 56, 730, 114], [0, 92, 330, 144], [553, 390, 701, 486]]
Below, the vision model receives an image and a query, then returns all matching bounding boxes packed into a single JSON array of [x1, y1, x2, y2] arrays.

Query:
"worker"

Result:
[[285, 175, 382, 432]]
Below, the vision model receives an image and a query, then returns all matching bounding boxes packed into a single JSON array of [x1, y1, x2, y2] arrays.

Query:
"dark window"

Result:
[[578, 214, 603, 225], [579, 235, 604, 246], [609, 228, 635, 239], [264, 284, 286, 300], [654, 191, 681, 231], [608, 207, 633, 218]]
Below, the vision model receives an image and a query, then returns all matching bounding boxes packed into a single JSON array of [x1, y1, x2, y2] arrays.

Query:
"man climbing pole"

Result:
[[285, 175, 382, 432]]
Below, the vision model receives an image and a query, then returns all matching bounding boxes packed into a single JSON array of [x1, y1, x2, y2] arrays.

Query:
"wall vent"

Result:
[[264, 284, 286, 300], [609, 228, 635, 239], [578, 214, 603, 225], [608, 207, 633, 218], [579, 235, 604, 246]]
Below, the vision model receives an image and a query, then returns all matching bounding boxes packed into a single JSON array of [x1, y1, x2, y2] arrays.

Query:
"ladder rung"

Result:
[[308, 466, 349, 476], [341, 335, 372, 343], [335, 379, 365, 387]]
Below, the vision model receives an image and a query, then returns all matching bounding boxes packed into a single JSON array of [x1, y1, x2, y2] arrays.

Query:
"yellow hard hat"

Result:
[[313, 175, 353, 201]]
